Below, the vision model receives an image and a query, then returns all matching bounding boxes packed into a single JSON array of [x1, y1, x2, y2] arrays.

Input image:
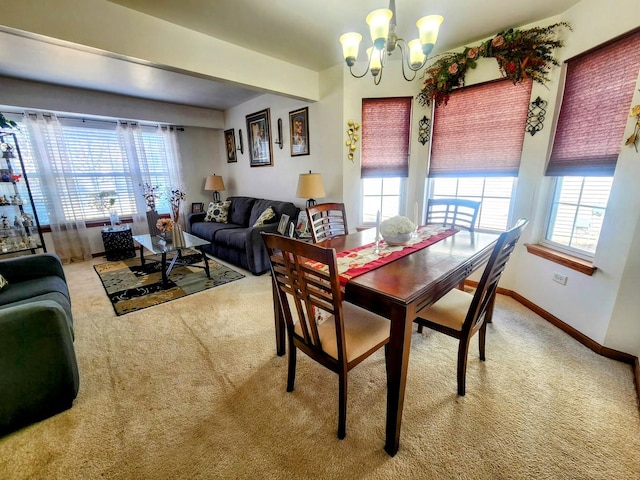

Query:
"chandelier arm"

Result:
[[395, 41, 420, 82], [348, 63, 371, 79]]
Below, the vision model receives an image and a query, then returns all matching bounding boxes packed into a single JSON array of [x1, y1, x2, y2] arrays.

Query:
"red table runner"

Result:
[[307, 225, 458, 286]]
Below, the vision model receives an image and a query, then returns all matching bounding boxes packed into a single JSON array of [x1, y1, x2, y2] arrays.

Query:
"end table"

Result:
[[102, 225, 136, 261]]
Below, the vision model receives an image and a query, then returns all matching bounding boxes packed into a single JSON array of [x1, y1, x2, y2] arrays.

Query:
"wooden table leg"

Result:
[[384, 304, 415, 456]]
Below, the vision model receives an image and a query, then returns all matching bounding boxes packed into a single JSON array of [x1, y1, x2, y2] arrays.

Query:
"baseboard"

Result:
[[466, 280, 639, 403]]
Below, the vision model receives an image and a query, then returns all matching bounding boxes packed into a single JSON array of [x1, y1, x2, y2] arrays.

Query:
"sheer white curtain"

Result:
[[159, 126, 185, 228], [118, 122, 149, 235], [24, 113, 92, 263]]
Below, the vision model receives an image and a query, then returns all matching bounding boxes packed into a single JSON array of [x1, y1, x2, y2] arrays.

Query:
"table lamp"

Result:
[[296, 171, 326, 208], [204, 174, 225, 202]]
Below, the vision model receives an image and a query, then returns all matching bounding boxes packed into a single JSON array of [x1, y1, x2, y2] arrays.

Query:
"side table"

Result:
[[102, 225, 136, 261]]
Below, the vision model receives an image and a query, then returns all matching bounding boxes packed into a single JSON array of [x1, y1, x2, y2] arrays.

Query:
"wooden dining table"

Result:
[[271, 227, 500, 456]]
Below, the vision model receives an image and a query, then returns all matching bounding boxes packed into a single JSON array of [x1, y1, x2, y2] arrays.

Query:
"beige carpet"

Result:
[[0, 257, 638, 479]]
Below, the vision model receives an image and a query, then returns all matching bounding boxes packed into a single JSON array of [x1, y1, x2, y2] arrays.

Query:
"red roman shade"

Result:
[[361, 97, 412, 178], [547, 29, 640, 176], [429, 78, 532, 177]]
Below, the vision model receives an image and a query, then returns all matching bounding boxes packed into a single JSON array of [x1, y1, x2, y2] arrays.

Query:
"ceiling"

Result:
[[0, 0, 581, 111]]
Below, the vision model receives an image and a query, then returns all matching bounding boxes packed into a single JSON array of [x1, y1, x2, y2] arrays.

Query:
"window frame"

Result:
[[427, 176, 517, 232], [361, 176, 407, 224], [541, 176, 613, 260]]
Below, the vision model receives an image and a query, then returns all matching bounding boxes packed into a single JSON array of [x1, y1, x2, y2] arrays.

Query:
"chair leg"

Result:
[[286, 344, 297, 392], [479, 322, 487, 362], [485, 293, 496, 324], [337, 371, 347, 439], [417, 322, 424, 334], [457, 338, 472, 396]]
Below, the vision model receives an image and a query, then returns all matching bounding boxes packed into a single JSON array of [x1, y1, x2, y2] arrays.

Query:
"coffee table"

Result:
[[132, 232, 211, 287]]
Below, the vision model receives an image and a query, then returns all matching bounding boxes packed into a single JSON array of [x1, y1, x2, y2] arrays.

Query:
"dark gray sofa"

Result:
[[0, 253, 79, 435], [188, 196, 299, 275], [187, 196, 299, 275]]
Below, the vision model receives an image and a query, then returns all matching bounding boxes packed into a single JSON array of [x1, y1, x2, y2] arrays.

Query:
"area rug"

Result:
[[94, 251, 245, 315]]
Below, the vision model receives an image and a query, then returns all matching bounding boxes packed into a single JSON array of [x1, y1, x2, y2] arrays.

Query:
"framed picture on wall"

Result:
[[224, 129, 237, 163], [289, 107, 310, 156], [246, 108, 273, 167]]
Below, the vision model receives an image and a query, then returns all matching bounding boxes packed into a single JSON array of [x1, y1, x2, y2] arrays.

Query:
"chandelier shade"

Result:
[[339, 1, 443, 84]]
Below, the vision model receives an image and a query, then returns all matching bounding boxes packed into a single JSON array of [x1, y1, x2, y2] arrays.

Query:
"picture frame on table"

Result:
[[277, 213, 290, 235], [224, 129, 237, 163], [246, 108, 273, 167], [289, 107, 310, 157], [191, 202, 204, 214], [295, 210, 311, 239]]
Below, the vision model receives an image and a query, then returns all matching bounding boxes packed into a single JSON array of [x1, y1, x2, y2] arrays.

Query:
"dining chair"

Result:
[[306, 202, 349, 243], [414, 218, 529, 396], [262, 232, 390, 439], [426, 198, 481, 232]]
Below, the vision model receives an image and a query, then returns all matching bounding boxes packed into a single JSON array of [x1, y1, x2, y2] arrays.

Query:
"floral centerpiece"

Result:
[[417, 22, 570, 107], [156, 217, 174, 233], [380, 216, 416, 246]]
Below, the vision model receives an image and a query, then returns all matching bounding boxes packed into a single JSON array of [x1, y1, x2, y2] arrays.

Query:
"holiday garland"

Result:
[[417, 22, 571, 107]]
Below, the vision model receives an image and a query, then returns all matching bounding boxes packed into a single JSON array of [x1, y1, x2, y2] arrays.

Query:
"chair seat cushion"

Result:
[[294, 302, 389, 363], [415, 288, 473, 331]]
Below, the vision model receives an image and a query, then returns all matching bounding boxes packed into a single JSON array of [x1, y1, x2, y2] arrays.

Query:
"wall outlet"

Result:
[[552, 272, 568, 285]]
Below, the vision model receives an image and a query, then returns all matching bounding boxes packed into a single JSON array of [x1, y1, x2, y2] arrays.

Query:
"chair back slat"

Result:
[[426, 198, 481, 232], [263, 233, 347, 361], [463, 218, 528, 334], [307, 203, 349, 243]]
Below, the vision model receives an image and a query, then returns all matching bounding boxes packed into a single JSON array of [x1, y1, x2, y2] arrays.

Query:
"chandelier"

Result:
[[339, 0, 443, 85]]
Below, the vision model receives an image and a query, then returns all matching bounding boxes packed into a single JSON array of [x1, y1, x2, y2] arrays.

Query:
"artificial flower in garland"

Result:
[[417, 22, 571, 107]]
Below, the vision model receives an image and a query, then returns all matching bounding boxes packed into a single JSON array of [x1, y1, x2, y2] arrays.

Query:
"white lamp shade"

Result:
[[296, 172, 326, 200], [366, 8, 392, 50], [340, 32, 362, 64], [204, 175, 225, 191], [416, 15, 444, 55], [408, 39, 426, 68], [367, 47, 382, 76]]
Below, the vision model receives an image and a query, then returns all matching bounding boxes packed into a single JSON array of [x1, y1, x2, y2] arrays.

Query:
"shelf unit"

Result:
[[0, 131, 46, 256]]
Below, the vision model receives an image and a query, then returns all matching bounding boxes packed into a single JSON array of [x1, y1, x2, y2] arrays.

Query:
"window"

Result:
[[428, 79, 532, 231], [362, 177, 403, 223], [360, 97, 411, 223], [429, 177, 515, 231], [546, 177, 612, 256], [545, 29, 640, 256], [10, 116, 177, 226]]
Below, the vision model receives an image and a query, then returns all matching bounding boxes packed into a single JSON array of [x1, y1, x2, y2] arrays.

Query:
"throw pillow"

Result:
[[204, 200, 231, 223], [0, 273, 8, 290], [252, 206, 276, 227]]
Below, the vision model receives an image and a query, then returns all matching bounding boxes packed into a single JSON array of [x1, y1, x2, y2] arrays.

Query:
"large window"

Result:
[[546, 177, 612, 255], [360, 97, 411, 223], [428, 79, 532, 231], [429, 177, 515, 231], [10, 115, 177, 226], [545, 29, 640, 256]]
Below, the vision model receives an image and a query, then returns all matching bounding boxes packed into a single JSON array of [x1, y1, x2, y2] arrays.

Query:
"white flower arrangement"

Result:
[[380, 216, 416, 237]]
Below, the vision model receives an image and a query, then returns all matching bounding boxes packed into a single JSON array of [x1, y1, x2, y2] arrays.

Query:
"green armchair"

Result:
[[0, 254, 79, 435]]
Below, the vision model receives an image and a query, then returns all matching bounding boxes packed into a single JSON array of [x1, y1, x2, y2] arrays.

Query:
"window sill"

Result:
[[524, 243, 596, 276]]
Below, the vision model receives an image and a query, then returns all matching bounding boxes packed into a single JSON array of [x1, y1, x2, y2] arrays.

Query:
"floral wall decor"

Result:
[[345, 119, 360, 161], [625, 98, 640, 152], [417, 22, 571, 108]]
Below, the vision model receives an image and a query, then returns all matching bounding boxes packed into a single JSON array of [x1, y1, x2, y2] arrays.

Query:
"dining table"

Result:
[[271, 226, 500, 456]]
